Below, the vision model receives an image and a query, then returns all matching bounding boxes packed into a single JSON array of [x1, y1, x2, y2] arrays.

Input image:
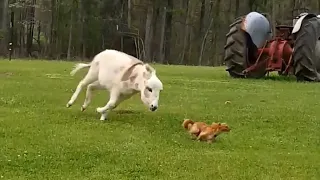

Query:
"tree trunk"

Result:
[[67, 8, 73, 60], [180, 0, 192, 64], [159, 6, 167, 63], [26, 0, 36, 57], [198, 18, 213, 65], [272, 0, 277, 38], [128, 0, 131, 28], [152, 5, 159, 60], [144, 3, 153, 61], [165, 0, 173, 64], [211, 0, 221, 65], [235, 0, 239, 17], [199, 0, 205, 34], [0, 0, 9, 55], [37, 21, 41, 50], [78, 0, 86, 59], [187, 28, 193, 65], [49, 0, 55, 57], [0, 0, 8, 29]]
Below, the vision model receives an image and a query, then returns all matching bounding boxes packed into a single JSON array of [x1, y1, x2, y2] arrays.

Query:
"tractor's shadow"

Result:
[[262, 74, 320, 84], [262, 74, 297, 82]]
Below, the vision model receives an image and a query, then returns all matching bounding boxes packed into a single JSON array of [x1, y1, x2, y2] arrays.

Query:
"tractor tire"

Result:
[[292, 17, 320, 82], [224, 17, 267, 79]]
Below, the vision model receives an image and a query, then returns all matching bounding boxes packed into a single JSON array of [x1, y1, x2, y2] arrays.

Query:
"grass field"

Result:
[[0, 59, 319, 180]]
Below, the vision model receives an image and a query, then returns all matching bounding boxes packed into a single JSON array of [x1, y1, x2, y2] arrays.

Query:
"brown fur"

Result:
[[197, 122, 230, 143], [182, 119, 210, 138], [182, 119, 231, 143], [182, 119, 194, 129], [121, 62, 143, 81]]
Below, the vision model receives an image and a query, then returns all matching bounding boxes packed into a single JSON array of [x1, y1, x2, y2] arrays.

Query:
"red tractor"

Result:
[[223, 12, 320, 82]]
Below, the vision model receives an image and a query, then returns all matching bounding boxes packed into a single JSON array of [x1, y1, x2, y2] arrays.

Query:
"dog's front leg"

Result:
[[196, 133, 204, 142], [96, 89, 120, 120], [206, 139, 213, 143], [189, 132, 198, 140]]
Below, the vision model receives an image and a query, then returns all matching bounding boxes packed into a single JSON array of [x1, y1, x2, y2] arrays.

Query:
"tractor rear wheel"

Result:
[[292, 17, 320, 82], [224, 17, 267, 78]]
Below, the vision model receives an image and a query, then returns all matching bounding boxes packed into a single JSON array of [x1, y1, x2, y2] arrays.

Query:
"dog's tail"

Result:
[[70, 63, 91, 76], [182, 119, 194, 130]]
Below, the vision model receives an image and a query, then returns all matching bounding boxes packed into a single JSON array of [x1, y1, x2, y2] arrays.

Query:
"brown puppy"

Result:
[[197, 122, 231, 143], [214, 123, 231, 137], [182, 119, 208, 139]]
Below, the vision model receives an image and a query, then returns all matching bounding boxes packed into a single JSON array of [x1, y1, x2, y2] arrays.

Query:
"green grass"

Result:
[[0, 59, 319, 180]]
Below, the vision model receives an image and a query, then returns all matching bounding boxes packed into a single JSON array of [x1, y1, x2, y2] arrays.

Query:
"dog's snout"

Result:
[[150, 105, 158, 111]]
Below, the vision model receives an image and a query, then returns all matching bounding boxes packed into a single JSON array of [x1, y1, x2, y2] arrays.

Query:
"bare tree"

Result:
[[159, 6, 166, 63], [128, 0, 131, 28], [165, 0, 173, 64], [67, 5, 74, 60], [0, 0, 9, 55], [144, 2, 154, 61], [180, 0, 193, 64]]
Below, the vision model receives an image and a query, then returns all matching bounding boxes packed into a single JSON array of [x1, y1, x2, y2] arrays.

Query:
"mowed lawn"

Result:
[[0, 59, 319, 180]]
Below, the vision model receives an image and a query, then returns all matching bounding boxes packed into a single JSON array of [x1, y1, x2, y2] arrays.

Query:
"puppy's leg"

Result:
[[197, 132, 206, 142], [197, 131, 212, 142], [188, 126, 199, 140], [206, 133, 217, 143], [189, 132, 198, 140], [206, 139, 213, 143]]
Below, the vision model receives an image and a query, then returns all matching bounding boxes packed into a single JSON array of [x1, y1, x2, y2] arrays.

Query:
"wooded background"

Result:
[[0, 0, 317, 66]]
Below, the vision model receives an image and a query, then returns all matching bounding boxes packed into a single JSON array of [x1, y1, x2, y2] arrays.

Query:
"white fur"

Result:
[[66, 49, 163, 120]]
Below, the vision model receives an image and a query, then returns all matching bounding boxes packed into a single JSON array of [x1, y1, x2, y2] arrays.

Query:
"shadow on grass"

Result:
[[113, 109, 139, 115], [235, 74, 297, 83], [72, 109, 181, 122], [263, 74, 320, 84], [263, 75, 296, 82]]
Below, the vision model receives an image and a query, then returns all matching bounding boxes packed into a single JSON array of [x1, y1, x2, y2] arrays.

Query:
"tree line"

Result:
[[0, 0, 317, 66]]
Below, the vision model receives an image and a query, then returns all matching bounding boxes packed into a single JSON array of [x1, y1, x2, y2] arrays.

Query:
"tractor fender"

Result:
[[240, 12, 272, 48], [292, 13, 317, 34]]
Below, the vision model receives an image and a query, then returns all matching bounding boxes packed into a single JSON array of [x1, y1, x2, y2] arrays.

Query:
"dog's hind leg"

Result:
[[81, 81, 103, 111], [67, 66, 98, 107], [188, 126, 200, 140], [197, 131, 209, 142]]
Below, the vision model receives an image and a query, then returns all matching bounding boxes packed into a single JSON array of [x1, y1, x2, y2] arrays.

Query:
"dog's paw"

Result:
[[96, 107, 105, 113]]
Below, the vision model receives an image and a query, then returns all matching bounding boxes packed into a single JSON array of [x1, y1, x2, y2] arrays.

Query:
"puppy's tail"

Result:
[[70, 63, 91, 76], [182, 119, 194, 130]]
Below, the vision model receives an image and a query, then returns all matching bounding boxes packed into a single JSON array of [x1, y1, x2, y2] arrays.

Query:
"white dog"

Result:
[[66, 49, 163, 120]]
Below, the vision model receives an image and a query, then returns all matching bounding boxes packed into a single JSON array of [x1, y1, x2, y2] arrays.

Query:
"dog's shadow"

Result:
[[113, 109, 139, 115], [75, 109, 143, 122]]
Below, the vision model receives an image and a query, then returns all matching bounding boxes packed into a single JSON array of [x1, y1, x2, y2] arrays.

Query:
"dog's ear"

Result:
[[144, 64, 155, 74]]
